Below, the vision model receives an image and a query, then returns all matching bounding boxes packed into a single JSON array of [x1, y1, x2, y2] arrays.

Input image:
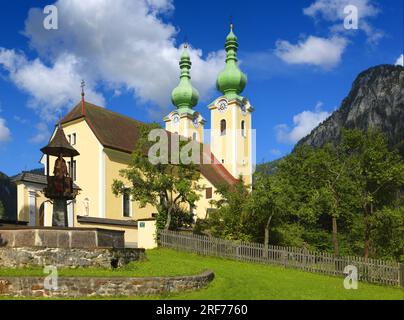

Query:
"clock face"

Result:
[[172, 114, 180, 125], [217, 99, 228, 113], [192, 115, 199, 128]]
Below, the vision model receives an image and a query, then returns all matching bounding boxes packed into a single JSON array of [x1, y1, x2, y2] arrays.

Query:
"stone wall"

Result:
[[0, 247, 145, 269], [0, 227, 125, 249], [0, 270, 214, 298]]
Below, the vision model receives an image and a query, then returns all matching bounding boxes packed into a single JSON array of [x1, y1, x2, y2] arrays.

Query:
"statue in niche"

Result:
[[83, 198, 90, 216], [53, 154, 69, 195]]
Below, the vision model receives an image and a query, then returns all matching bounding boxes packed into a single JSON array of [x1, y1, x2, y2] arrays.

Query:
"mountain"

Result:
[[0, 171, 17, 220], [296, 65, 404, 155], [256, 158, 282, 175]]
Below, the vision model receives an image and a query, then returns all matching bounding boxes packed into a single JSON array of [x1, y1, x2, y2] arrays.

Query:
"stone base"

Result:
[[52, 199, 68, 227], [0, 227, 125, 249], [0, 247, 145, 269], [0, 270, 214, 298]]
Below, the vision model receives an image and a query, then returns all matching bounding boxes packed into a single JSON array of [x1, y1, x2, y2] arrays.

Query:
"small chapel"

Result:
[[12, 25, 254, 248]]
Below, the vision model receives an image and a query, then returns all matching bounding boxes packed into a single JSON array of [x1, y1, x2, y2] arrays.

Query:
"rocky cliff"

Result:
[[296, 65, 404, 154]]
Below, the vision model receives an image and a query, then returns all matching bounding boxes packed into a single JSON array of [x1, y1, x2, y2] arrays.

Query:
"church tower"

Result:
[[165, 45, 205, 142], [209, 24, 254, 184]]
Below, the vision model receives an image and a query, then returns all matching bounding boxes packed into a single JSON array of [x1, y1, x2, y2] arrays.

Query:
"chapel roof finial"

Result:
[[184, 34, 188, 49], [81, 80, 86, 98], [171, 43, 199, 111], [216, 23, 247, 99]]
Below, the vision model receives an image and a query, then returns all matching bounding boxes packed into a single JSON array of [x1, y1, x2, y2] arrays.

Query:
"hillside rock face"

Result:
[[0, 172, 17, 220], [296, 65, 404, 153]]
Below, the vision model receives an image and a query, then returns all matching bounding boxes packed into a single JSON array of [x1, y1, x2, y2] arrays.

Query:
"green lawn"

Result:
[[0, 248, 403, 300]]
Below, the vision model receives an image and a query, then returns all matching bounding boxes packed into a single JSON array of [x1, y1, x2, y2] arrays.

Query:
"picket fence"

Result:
[[159, 230, 404, 287]]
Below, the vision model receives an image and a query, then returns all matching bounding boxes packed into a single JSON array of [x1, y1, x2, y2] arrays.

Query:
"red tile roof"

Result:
[[61, 101, 238, 187]]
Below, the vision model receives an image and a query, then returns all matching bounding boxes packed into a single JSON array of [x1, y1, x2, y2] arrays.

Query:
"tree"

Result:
[[206, 173, 286, 247], [0, 201, 5, 219], [247, 172, 288, 254], [369, 206, 404, 262], [276, 143, 358, 254], [341, 129, 404, 260], [207, 178, 252, 241], [112, 123, 202, 231]]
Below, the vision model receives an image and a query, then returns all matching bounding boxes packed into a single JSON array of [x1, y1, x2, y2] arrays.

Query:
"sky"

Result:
[[0, 0, 403, 176]]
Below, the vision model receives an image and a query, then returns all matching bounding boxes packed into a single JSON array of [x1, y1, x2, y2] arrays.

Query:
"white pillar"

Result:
[[28, 190, 36, 226], [67, 201, 74, 227]]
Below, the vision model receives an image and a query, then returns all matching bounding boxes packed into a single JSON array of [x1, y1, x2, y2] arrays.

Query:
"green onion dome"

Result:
[[216, 24, 247, 99], [171, 45, 200, 110]]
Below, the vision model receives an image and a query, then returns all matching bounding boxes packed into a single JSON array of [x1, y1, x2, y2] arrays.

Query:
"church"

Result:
[[12, 25, 254, 248]]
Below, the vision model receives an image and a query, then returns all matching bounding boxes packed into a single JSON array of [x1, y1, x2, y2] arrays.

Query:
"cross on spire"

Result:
[[184, 34, 188, 49], [81, 80, 86, 97], [80, 80, 86, 115]]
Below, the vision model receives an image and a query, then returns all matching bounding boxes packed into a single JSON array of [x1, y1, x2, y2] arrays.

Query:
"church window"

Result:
[[241, 120, 246, 137], [192, 132, 197, 141], [220, 119, 226, 136], [205, 187, 213, 199], [67, 160, 77, 181], [123, 189, 131, 217], [67, 133, 76, 145]]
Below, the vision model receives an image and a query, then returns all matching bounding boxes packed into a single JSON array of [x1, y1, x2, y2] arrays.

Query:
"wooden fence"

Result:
[[159, 230, 404, 287]]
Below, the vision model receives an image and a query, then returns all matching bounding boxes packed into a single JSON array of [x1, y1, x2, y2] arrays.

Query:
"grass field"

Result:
[[0, 248, 403, 300]]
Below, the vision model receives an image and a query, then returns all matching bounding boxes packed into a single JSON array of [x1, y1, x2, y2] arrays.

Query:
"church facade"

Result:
[[12, 25, 254, 248]]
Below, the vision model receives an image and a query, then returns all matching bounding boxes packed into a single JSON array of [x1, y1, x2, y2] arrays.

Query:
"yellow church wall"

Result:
[[210, 98, 253, 185], [16, 183, 50, 226], [235, 107, 253, 185], [75, 221, 138, 247], [193, 175, 220, 220], [137, 219, 157, 249], [104, 148, 156, 221], [16, 183, 28, 222]]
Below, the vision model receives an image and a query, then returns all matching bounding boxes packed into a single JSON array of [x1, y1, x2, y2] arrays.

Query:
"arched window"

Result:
[[241, 120, 246, 137], [192, 132, 197, 141], [220, 119, 226, 136]]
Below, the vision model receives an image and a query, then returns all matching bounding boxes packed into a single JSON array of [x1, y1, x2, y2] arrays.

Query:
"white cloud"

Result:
[[29, 122, 50, 144], [275, 36, 348, 69], [303, 0, 383, 44], [0, 49, 105, 121], [304, 0, 379, 21], [395, 54, 404, 66], [275, 102, 330, 144], [0, 118, 11, 142], [16, 0, 224, 120], [13, 116, 29, 124]]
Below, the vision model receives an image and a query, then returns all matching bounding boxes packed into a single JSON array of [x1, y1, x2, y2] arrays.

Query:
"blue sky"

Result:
[[0, 0, 402, 176]]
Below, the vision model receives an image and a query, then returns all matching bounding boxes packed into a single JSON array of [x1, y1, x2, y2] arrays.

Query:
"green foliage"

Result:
[[2, 249, 403, 300], [0, 201, 5, 219], [369, 206, 404, 262], [203, 129, 404, 261], [207, 179, 253, 241], [112, 123, 201, 231]]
